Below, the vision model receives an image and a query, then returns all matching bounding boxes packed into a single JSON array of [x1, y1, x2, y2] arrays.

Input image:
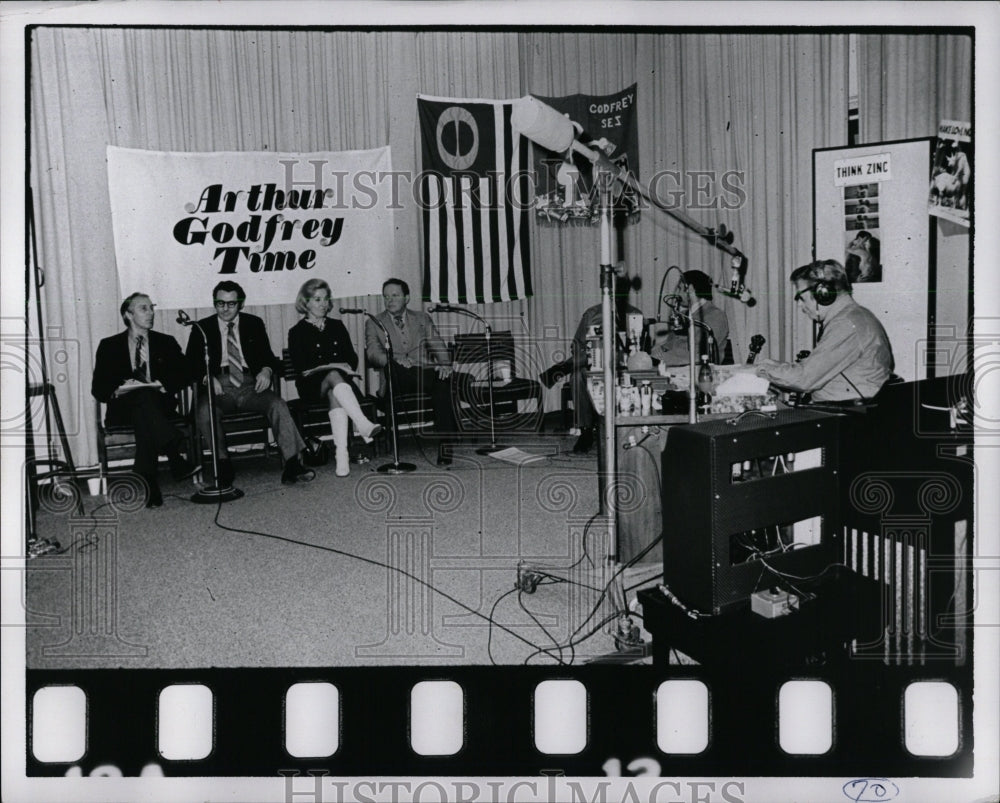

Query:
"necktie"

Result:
[[226, 322, 245, 386], [133, 335, 148, 382], [393, 314, 405, 333]]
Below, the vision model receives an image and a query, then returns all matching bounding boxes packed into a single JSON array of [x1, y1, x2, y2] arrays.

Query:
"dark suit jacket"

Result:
[[287, 317, 360, 402], [185, 312, 280, 380], [91, 329, 191, 404]]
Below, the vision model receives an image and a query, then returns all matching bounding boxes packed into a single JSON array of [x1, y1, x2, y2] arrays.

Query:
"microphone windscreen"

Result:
[[511, 96, 575, 153]]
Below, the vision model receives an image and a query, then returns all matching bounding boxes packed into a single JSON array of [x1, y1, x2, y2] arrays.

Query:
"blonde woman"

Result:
[[288, 279, 381, 476]]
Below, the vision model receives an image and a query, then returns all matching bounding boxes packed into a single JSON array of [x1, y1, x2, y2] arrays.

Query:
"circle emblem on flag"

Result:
[[436, 106, 478, 170]]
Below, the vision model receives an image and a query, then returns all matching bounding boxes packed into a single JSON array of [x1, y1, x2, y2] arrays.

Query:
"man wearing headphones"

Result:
[[756, 259, 893, 402]]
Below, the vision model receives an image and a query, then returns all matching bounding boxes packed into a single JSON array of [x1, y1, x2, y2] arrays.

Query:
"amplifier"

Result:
[[661, 409, 841, 615]]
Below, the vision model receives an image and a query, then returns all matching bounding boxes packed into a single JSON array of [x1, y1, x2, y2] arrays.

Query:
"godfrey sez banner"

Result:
[[531, 84, 640, 224], [107, 146, 396, 308]]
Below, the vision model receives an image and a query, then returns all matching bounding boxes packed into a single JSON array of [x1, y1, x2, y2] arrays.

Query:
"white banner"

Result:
[[107, 146, 396, 308]]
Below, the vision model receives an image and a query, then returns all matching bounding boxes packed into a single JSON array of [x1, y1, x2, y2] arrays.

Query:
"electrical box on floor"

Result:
[[750, 589, 798, 618]]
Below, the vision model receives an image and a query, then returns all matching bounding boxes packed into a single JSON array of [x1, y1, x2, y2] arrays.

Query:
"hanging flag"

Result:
[[417, 95, 532, 304], [531, 84, 640, 225]]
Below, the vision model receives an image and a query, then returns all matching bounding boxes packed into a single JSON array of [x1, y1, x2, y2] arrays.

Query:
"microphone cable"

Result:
[[207, 499, 569, 664]]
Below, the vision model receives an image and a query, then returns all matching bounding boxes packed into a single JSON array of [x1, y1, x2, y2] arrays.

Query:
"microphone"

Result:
[[719, 253, 756, 307], [511, 96, 619, 175], [714, 283, 757, 307], [511, 96, 578, 152], [176, 310, 192, 326], [428, 304, 457, 313], [663, 296, 687, 334], [339, 308, 365, 315]]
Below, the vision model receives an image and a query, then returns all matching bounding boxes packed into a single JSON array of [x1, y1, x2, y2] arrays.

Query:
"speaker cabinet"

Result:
[[661, 409, 841, 615]]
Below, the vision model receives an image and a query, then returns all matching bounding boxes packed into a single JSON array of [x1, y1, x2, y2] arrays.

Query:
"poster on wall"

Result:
[[815, 139, 934, 382], [928, 119, 972, 227], [107, 146, 397, 308], [833, 153, 889, 283]]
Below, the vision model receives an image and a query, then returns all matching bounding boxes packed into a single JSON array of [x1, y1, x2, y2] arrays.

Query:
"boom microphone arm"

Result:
[[511, 96, 745, 259]]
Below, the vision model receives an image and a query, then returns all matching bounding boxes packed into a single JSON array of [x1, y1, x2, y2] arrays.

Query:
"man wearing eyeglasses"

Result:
[[755, 259, 894, 403], [186, 280, 314, 486]]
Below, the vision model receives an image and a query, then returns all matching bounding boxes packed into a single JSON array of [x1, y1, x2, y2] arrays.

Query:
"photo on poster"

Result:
[[844, 198, 879, 216], [844, 227, 882, 283], [928, 119, 972, 226], [842, 183, 881, 283]]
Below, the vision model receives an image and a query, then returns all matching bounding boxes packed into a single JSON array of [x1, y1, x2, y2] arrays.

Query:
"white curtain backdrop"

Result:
[[857, 33, 972, 144]]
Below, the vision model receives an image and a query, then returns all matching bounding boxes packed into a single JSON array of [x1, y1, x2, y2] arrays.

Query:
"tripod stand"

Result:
[[24, 187, 74, 556]]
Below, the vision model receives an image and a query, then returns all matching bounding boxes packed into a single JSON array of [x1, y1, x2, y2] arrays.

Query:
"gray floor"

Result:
[[25, 435, 653, 669]]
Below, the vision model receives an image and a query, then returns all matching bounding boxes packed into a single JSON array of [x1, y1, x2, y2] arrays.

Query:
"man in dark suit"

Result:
[[91, 292, 199, 508], [185, 280, 314, 486]]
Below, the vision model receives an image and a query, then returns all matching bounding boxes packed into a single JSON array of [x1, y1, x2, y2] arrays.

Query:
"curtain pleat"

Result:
[[30, 29, 123, 461], [29, 29, 966, 467], [857, 34, 972, 144]]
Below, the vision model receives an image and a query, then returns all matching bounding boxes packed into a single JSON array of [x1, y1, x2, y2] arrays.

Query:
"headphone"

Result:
[[803, 262, 842, 306], [810, 279, 838, 306]]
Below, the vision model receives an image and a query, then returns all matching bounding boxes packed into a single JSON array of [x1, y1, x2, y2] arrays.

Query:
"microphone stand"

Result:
[[360, 313, 416, 474], [514, 98, 747, 639], [475, 318, 503, 455], [182, 318, 244, 503], [433, 307, 503, 455]]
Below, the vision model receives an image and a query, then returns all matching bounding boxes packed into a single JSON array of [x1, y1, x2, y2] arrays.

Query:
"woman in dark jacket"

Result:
[[288, 278, 381, 476]]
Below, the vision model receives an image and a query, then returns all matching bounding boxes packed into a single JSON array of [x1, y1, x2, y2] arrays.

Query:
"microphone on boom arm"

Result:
[[715, 254, 756, 307]]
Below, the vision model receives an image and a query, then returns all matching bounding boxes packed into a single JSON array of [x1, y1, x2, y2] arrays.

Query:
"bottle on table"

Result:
[[696, 354, 714, 409], [697, 354, 714, 393]]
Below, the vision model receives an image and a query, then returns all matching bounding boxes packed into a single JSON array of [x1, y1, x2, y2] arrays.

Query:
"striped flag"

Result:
[[417, 95, 532, 304]]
